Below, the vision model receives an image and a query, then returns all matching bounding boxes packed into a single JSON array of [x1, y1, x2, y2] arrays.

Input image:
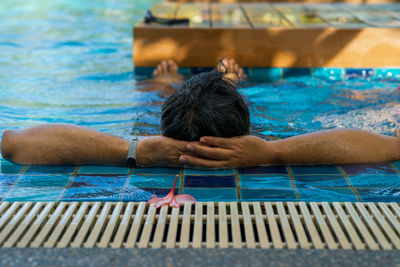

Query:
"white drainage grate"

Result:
[[0, 201, 399, 249]]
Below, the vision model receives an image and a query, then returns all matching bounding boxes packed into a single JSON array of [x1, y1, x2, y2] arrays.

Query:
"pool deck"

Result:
[[133, 2, 400, 68]]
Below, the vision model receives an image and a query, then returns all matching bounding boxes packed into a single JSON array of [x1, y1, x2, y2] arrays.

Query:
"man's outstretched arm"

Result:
[[1, 124, 190, 166], [181, 129, 400, 168]]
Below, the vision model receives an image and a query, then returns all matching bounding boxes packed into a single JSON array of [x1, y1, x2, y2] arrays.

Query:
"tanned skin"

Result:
[[1, 60, 400, 168]]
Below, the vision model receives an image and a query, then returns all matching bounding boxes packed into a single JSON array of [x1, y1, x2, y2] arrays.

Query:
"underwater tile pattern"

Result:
[[1, 159, 400, 202]]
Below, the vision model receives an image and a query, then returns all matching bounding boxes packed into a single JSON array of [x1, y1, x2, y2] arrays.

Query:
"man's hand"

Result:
[[137, 136, 193, 166], [179, 135, 275, 168]]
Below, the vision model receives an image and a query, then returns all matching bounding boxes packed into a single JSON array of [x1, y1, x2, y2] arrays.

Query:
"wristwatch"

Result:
[[126, 137, 139, 167]]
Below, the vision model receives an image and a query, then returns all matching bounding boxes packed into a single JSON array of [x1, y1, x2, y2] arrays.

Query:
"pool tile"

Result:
[[239, 174, 292, 188], [341, 163, 396, 175], [4, 187, 64, 201], [134, 67, 153, 77], [375, 68, 400, 79], [240, 188, 298, 201], [345, 68, 373, 79], [182, 188, 237, 201], [313, 67, 343, 81], [132, 167, 180, 175], [78, 165, 130, 174], [0, 160, 24, 174], [0, 174, 19, 188], [238, 166, 287, 175], [393, 161, 400, 171], [250, 68, 282, 82], [25, 165, 77, 174], [140, 188, 178, 198], [356, 188, 400, 202], [71, 174, 127, 188], [129, 174, 181, 188], [184, 168, 234, 176], [283, 68, 311, 78], [294, 175, 348, 188], [290, 165, 341, 175], [349, 174, 400, 188], [62, 187, 122, 201], [17, 174, 71, 187], [121, 187, 152, 202], [297, 187, 357, 202], [184, 175, 235, 188], [178, 67, 191, 75]]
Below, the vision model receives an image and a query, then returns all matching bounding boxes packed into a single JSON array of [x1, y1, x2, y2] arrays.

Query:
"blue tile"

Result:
[[290, 165, 341, 175], [349, 174, 400, 188], [393, 161, 400, 171], [345, 68, 373, 79], [313, 68, 343, 81], [239, 174, 292, 188], [0, 174, 19, 188], [184, 175, 235, 188], [4, 187, 64, 201], [0, 159, 24, 174], [375, 68, 400, 79], [134, 67, 153, 77], [184, 168, 234, 176], [182, 188, 237, 201], [140, 188, 178, 198], [25, 165, 77, 174], [240, 188, 298, 201], [121, 187, 152, 202], [17, 174, 71, 187], [283, 68, 311, 79], [62, 187, 121, 201], [341, 164, 396, 175], [294, 175, 348, 188], [129, 174, 181, 188], [78, 165, 130, 174], [132, 167, 180, 175], [71, 174, 127, 188], [178, 67, 191, 75], [238, 166, 287, 175], [298, 188, 357, 202], [356, 188, 400, 202], [250, 68, 282, 82]]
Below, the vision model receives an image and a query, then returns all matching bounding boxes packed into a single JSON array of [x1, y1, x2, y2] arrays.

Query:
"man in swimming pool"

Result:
[[1, 59, 400, 167]]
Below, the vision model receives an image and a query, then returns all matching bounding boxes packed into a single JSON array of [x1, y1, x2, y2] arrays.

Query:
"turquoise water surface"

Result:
[[1, 0, 400, 202]]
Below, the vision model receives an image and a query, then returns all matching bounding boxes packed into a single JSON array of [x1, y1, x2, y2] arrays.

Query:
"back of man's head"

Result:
[[161, 70, 250, 141]]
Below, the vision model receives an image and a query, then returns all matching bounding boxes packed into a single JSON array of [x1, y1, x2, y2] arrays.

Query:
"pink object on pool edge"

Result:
[[147, 174, 196, 208]]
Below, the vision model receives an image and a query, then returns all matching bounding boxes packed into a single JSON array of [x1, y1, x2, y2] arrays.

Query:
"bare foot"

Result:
[[217, 58, 246, 83], [152, 60, 183, 84]]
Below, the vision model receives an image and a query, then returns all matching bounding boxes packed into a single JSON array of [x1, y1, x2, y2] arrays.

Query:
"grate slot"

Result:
[[0, 201, 400, 249]]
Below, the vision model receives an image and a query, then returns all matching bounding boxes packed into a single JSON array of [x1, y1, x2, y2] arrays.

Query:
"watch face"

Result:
[[127, 157, 136, 167]]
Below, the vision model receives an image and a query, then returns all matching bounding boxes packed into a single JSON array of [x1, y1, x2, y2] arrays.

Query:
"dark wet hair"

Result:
[[161, 70, 250, 141]]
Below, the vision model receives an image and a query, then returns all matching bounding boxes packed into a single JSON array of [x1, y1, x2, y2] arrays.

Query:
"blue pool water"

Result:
[[1, 0, 400, 202]]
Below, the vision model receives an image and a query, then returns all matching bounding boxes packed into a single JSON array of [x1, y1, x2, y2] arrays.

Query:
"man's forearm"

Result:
[[1, 124, 129, 165], [269, 129, 400, 164]]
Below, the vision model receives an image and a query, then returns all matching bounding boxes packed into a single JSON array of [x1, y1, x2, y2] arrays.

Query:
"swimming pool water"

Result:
[[1, 0, 400, 202]]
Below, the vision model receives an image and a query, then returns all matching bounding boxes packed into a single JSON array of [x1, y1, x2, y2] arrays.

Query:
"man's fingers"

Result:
[[186, 144, 231, 160], [199, 136, 235, 149], [180, 155, 229, 168]]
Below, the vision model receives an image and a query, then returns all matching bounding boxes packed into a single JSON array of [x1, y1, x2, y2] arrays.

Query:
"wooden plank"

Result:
[[0, 202, 31, 245], [310, 202, 337, 250], [368, 203, 400, 249], [206, 202, 215, 248], [125, 202, 146, 248], [243, 3, 291, 28], [0, 202, 21, 231], [287, 202, 310, 249], [69, 202, 101, 248], [179, 202, 192, 248], [344, 202, 379, 250], [211, 3, 250, 28], [264, 202, 283, 249], [332, 202, 364, 250], [134, 27, 400, 68], [193, 202, 203, 248], [298, 202, 324, 249], [253, 202, 269, 248], [241, 202, 255, 248], [378, 203, 400, 241], [230, 202, 242, 248], [110, 202, 134, 248], [321, 202, 351, 250], [152, 205, 168, 248], [166, 207, 180, 248], [276, 202, 296, 249], [138, 204, 156, 248], [218, 202, 228, 248], [98, 202, 124, 248], [176, 3, 210, 28]]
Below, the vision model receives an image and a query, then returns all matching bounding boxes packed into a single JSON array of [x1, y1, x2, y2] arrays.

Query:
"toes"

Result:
[[161, 60, 168, 74], [168, 60, 178, 73]]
